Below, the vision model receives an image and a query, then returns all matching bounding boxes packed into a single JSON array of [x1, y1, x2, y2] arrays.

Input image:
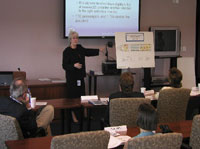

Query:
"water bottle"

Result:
[[27, 88, 32, 103]]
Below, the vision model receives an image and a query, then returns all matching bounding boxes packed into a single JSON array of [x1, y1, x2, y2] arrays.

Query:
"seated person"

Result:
[[162, 67, 182, 89], [134, 103, 158, 138], [104, 72, 144, 125], [155, 67, 183, 99], [0, 78, 54, 138], [109, 72, 144, 99]]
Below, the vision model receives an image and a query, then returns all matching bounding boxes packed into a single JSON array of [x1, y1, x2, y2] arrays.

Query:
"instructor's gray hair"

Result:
[[10, 78, 28, 99], [68, 30, 78, 45]]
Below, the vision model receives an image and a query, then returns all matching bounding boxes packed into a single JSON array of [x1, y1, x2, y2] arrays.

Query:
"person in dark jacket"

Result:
[[109, 72, 144, 100], [0, 78, 54, 138], [62, 31, 104, 122], [62, 30, 103, 98], [104, 72, 144, 125]]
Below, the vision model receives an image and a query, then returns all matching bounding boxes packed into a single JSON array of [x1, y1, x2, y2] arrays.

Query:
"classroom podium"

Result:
[[0, 71, 67, 99], [0, 71, 26, 85]]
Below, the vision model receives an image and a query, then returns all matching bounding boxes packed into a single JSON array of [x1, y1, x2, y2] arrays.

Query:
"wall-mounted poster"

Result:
[[115, 32, 155, 69]]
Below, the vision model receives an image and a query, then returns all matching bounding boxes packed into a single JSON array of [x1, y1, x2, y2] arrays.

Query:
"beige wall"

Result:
[[0, 0, 196, 96]]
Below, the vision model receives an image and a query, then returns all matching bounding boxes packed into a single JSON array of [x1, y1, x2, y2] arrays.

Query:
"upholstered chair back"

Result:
[[157, 88, 191, 123], [51, 130, 110, 149], [124, 133, 183, 149], [190, 114, 200, 149], [0, 114, 24, 149], [109, 98, 151, 127]]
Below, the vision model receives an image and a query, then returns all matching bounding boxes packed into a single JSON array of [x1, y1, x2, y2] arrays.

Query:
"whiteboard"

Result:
[[115, 32, 155, 69]]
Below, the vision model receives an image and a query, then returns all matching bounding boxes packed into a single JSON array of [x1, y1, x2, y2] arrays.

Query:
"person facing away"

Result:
[[0, 78, 54, 138], [109, 72, 144, 100], [134, 103, 158, 138], [166, 67, 182, 89], [62, 30, 104, 98], [154, 67, 183, 99], [104, 72, 144, 125]]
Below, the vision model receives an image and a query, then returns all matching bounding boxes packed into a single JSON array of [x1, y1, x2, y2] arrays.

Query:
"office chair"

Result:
[[109, 98, 151, 127], [124, 133, 183, 149], [0, 114, 24, 149], [157, 88, 191, 123], [51, 130, 110, 149], [189, 114, 200, 149]]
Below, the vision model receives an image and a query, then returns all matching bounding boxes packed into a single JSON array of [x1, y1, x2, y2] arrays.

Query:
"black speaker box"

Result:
[[102, 61, 121, 75], [0, 71, 26, 86]]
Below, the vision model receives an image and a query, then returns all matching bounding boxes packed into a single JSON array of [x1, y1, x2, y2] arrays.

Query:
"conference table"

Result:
[[38, 95, 199, 134], [5, 120, 192, 149], [0, 79, 67, 99]]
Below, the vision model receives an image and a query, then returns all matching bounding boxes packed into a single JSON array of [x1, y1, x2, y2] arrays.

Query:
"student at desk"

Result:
[[134, 103, 158, 138], [155, 67, 183, 99], [104, 72, 144, 125], [0, 78, 54, 138], [109, 72, 144, 100]]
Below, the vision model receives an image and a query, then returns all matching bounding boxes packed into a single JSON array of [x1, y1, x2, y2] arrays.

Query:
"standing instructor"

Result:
[[62, 31, 103, 98]]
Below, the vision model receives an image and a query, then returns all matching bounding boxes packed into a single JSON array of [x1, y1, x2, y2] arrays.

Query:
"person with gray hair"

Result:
[[63, 31, 104, 98], [63, 31, 104, 122], [0, 78, 54, 138]]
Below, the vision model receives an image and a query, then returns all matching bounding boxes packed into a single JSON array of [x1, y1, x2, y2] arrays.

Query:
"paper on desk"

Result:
[[36, 102, 47, 106], [190, 91, 200, 96], [104, 125, 127, 136], [99, 97, 109, 105], [145, 95, 154, 100], [81, 95, 98, 103], [100, 97, 109, 102], [94, 72, 103, 75], [108, 135, 131, 149], [144, 90, 155, 96], [38, 78, 51, 81], [51, 79, 66, 83]]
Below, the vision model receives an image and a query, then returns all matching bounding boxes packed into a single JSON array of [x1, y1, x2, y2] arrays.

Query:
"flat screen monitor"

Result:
[[64, 0, 140, 38], [150, 27, 180, 57]]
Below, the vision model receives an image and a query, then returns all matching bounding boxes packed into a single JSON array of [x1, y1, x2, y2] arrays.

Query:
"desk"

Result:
[[6, 120, 192, 149], [0, 80, 67, 99]]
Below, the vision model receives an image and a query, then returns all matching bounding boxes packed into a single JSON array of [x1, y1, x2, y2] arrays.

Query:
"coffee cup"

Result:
[[30, 97, 36, 108], [192, 87, 198, 91], [141, 87, 146, 93], [198, 83, 200, 92]]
